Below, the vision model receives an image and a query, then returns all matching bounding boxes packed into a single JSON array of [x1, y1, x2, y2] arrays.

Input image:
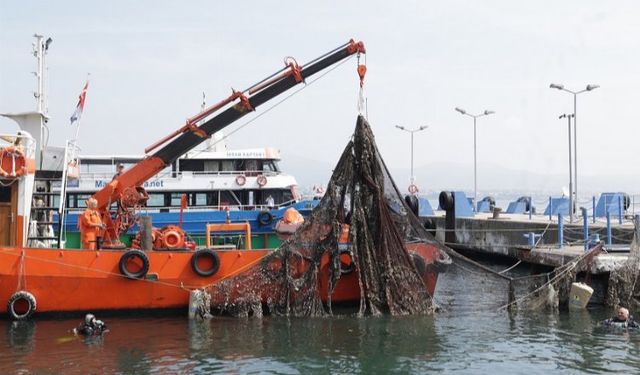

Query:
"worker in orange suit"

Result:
[[79, 198, 104, 250]]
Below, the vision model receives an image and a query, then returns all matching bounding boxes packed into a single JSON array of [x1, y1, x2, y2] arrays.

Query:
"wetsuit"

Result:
[[603, 316, 640, 329], [74, 320, 107, 336]]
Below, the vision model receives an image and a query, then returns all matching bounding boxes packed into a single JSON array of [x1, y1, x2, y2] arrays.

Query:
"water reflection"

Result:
[[0, 307, 638, 373]]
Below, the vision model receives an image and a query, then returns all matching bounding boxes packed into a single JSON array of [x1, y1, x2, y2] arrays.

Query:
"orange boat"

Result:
[[0, 37, 444, 320]]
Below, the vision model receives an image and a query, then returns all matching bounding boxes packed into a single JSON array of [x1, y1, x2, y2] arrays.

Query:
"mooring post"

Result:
[[592, 196, 596, 224], [549, 196, 552, 221], [140, 216, 153, 251], [581, 207, 589, 251], [618, 195, 623, 224], [606, 211, 612, 248], [558, 213, 564, 249]]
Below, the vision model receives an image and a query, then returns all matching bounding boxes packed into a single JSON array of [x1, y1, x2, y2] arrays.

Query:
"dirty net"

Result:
[[205, 115, 451, 317], [607, 220, 640, 311]]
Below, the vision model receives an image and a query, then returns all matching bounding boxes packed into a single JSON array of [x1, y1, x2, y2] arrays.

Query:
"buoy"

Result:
[[569, 282, 593, 309]]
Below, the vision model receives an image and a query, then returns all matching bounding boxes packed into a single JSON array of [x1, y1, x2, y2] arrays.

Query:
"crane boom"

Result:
[[93, 39, 366, 247]]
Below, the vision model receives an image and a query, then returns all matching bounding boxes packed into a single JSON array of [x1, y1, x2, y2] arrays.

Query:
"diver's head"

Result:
[[617, 307, 630, 320], [85, 313, 96, 324]]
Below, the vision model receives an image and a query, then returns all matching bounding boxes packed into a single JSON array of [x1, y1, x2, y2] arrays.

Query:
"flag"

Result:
[[70, 81, 89, 125]]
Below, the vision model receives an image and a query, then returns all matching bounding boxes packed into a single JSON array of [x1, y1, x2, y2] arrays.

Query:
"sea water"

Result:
[[2, 271, 639, 374]]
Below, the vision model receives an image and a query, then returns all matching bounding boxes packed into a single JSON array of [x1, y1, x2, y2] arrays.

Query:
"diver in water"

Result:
[[73, 313, 108, 336], [603, 307, 640, 329]]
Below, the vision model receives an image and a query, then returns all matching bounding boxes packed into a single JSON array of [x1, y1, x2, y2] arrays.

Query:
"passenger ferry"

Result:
[[56, 137, 320, 247]]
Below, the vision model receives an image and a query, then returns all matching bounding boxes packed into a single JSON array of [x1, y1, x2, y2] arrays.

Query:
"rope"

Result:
[[189, 55, 356, 158]]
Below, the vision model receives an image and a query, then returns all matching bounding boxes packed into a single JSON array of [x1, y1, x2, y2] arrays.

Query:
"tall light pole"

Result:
[[455, 107, 495, 211], [395, 125, 428, 191], [559, 113, 575, 222], [549, 83, 600, 215]]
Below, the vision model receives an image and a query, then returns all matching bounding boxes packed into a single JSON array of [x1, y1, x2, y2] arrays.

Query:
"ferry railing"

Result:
[[69, 169, 284, 180]]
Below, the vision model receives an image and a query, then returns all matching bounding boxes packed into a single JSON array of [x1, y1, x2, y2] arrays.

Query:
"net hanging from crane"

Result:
[[607, 222, 640, 311], [206, 115, 451, 317]]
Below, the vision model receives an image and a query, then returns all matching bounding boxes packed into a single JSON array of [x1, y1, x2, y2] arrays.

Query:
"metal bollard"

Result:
[[618, 195, 623, 224], [606, 211, 612, 248], [558, 213, 564, 249], [581, 207, 589, 251]]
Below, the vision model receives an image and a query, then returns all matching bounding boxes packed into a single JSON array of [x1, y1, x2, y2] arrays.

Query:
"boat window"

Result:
[[178, 159, 204, 172], [195, 193, 207, 206], [0, 186, 10, 202], [147, 193, 165, 207], [170, 193, 185, 207], [80, 163, 114, 174], [204, 160, 220, 172], [220, 160, 234, 172], [220, 191, 240, 206], [245, 160, 258, 172], [75, 194, 93, 208], [263, 161, 277, 173]]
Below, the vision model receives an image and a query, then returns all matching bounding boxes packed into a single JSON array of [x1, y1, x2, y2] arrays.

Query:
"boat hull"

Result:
[[0, 244, 441, 317]]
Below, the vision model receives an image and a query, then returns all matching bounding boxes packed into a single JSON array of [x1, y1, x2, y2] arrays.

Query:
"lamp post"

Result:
[[395, 125, 428, 192], [559, 113, 575, 222], [455, 107, 495, 211], [550, 83, 600, 216]]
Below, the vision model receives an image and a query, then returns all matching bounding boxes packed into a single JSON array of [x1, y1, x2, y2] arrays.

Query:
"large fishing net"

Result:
[[206, 115, 451, 317], [205, 115, 604, 317], [606, 219, 640, 310]]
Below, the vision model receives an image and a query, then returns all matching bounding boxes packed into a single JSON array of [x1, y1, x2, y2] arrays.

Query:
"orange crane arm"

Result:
[[93, 39, 366, 247]]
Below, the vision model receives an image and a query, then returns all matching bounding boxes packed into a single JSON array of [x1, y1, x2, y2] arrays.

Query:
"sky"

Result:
[[1, 1, 639, 196]]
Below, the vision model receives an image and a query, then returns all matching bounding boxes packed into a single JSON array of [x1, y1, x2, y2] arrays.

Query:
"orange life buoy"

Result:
[[0, 146, 26, 178], [256, 175, 267, 187], [235, 174, 247, 186], [408, 184, 419, 194]]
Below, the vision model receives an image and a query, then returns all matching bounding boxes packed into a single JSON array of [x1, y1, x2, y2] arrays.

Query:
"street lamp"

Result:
[[454, 107, 495, 211], [559, 113, 575, 222], [549, 83, 600, 215], [395, 124, 428, 192]]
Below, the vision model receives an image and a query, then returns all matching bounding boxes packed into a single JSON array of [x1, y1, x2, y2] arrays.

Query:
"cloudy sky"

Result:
[[1, 1, 639, 194]]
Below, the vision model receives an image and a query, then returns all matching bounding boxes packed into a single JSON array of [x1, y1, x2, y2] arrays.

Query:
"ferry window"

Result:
[[204, 161, 220, 172], [195, 193, 207, 206], [0, 186, 10, 202], [220, 161, 234, 172], [170, 193, 184, 207], [220, 191, 240, 206], [207, 191, 218, 206], [282, 190, 293, 203], [147, 193, 165, 207], [263, 161, 277, 173], [179, 160, 204, 172], [76, 194, 92, 208], [245, 160, 258, 172]]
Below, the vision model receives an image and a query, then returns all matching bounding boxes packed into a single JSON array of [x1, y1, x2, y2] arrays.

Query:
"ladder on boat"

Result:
[[27, 141, 78, 248]]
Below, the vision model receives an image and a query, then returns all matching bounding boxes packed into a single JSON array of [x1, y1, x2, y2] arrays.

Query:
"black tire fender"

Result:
[[119, 249, 150, 279], [191, 249, 221, 277], [258, 210, 273, 226], [7, 291, 37, 321]]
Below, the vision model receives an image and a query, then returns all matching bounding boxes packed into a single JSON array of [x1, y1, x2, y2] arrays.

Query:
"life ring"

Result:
[[191, 249, 221, 277], [256, 175, 267, 187], [339, 248, 355, 275], [258, 210, 273, 226], [7, 291, 37, 320], [409, 252, 426, 277], [119, 250, 149, 279], [235, 174, 247, 186], [408, 184, 418, 194], [0, 146, 26, 178]]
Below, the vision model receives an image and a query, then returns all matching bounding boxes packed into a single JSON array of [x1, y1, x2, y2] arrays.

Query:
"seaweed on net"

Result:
[[606, 221, 640, 311], [205, 115, 450, 317]]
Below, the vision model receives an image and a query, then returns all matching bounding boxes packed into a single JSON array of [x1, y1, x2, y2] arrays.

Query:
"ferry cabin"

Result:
[[58, 147, 301, 213]]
